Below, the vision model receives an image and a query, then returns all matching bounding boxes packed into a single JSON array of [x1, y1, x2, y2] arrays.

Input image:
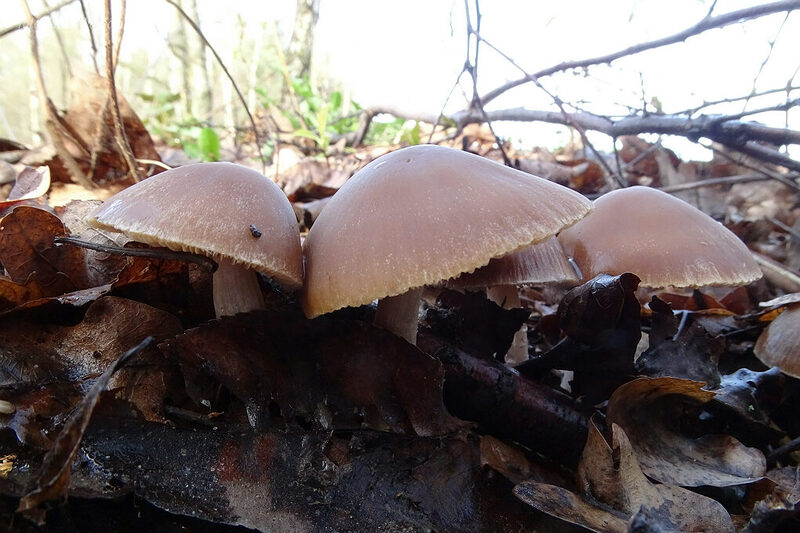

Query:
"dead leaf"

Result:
[[514, 481, 629, 533], [517, 419, 735, 531], [517, 273, 641, 401], [425, 288, 529, 362], [62, 74, 161, 183], [0, 296, 182, 434], [607, 377, 766, 487], [743, 467, 800, 532], [754, 304, 800, 378], [17, 337, 154, 519], [7, 166, 50, 201], [0, 206, 87, 294], [167, 309, 461, 437], [636, 297, 724, 387], [710, 367, 785, 447]]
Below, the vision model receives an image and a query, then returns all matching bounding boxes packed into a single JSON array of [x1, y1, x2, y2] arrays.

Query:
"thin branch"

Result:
[[744, 11, 790, 111], [78, 0, 99, 73], [474, 33, 625, 188], [480, 0, 800, 106], [767, 215, 800, 243], [679, 86, 800, 116], [164, 0, 268, 172], [42, 0, 73, 77], [21, 0, 93, 189], [699, 140, 800, 192], [104, 0, 141, 182], [460, 0, 511, 165], [657, 173, 771, 193], [447, 107, 800, 147], [0, 0, 75, 39]]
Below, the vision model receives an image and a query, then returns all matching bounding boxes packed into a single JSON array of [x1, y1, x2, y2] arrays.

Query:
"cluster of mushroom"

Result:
[[88, 145, 763, 365]]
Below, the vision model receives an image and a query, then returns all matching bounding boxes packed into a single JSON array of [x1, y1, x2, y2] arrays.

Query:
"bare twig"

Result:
[[679, 86, 800, 117], [744, 11, 791, 111], [164, 0, 268, 172], [657, 173, 771, 193], [480, 0, 800, 106], [78, 0, 100, 73], [41, 0, 73, 77], [104, 0, 141, 182], [460, 0, 511, 165], [445, 106, 800, 172], [55, 236, 218, 271], [0, 0, 75, 39], [473, 33, 625, 188], [699, 140, 800, 192], [21, 0, 93, 189], [767, 215, 800, 243]]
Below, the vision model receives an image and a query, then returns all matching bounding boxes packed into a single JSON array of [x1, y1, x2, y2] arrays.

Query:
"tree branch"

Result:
[[104, 0, 141, 182], [480, 0, 800, 106], [0, 0, 75, 39]]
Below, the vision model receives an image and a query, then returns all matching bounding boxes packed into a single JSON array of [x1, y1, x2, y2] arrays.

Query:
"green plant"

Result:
[[138, 92, 221, 162], [260, 76, 362, 154]]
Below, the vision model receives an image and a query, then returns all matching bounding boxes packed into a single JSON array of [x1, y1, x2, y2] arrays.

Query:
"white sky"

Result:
[[314, 0, 799, 158], [4, 0, 799, 159]]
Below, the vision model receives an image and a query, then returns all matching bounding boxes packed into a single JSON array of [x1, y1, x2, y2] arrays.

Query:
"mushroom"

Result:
[[87, 162, 303, 317], [754, 304, 800, 378], [558, 186, 762, 289], [301, 144, 593, 344], [447, 236, 578, 363]]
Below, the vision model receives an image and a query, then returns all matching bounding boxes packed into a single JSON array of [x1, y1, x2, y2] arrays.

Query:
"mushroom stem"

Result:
[[212, 257, 266, 317], [374, 287, 424, 345], [486, 284, 528, 365]]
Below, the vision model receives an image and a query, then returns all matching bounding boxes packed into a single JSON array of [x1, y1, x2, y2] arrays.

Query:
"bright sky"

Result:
[[5, 0, 799, 159], [314, 0, 799, 158]]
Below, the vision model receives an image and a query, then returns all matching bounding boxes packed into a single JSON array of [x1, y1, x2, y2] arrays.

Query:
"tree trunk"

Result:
[[286, 0, 320, 79]]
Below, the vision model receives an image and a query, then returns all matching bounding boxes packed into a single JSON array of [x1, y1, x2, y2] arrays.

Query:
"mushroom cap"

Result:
[[755, 304, 800, 378], [87, 162, 303, 289], [302, 144, 593, 317], [558, 186, 762, 288], [448, 236, 578, 289]]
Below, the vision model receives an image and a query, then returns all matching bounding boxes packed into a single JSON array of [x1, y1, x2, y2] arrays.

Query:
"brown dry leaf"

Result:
[[425, 289, 529, 362], [517, 420, 735, 532], [63, 74, 161, 183], [744, 467, 800, 532], [0, 206, 88, 294], [607, 377, 766, 487], [636, 297, 723, 387], [0, 296, 182, 428], [0, 276, 40, 311], [7, 166, 50, 201], [517, 273, 641, 402], [17, 337, 154, 519], [711, 367, 785, 445], [167, 309, 461, 437], [480, 435, 539, 485], [754, 304, 800, 378], [513, 481, 629, 533], [587, 422, 735, 531]]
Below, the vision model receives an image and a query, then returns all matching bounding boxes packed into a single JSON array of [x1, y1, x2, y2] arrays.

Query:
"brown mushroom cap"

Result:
[[87, 162, 303, 289], [558, 186, 762, 288], [754, 304, 800, 378], [302, 144, 593, 318], [448, 236, 578, 289]]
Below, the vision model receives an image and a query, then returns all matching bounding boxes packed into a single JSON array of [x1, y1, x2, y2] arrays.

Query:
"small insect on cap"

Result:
[[86, 162, 303, 289]]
